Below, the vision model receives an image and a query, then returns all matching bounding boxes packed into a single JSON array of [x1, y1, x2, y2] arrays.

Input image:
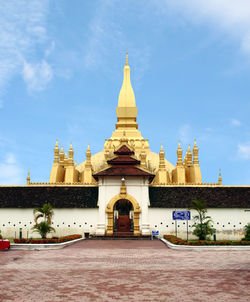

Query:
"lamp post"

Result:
[[213, 229, 216, 241]]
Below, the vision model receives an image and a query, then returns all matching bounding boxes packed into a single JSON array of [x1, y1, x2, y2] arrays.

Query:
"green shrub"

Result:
[[32, 221, 55, 239], [190, 199, 215, 240], [32, 203, 55, 239], [242, 223, 250, 241]]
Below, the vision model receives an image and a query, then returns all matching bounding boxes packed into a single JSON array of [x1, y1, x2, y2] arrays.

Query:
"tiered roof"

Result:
[[93, 145, 154, 179]]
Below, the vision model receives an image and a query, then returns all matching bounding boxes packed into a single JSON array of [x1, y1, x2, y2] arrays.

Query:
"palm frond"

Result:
[[34, 213, 43, 224]]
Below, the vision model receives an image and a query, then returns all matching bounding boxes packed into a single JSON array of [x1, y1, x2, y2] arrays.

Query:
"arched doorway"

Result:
[[114, 199, 133, 233], [106, 194, 141, 236]]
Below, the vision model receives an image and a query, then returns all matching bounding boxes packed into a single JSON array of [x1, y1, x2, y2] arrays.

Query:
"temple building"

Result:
[[0, 54, 249, 240], [48, 53, 203, 187]]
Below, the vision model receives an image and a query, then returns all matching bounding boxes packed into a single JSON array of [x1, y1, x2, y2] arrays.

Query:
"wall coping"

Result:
[[0, 185, 98, 187], [161, 238, 250, 251], [150, 185, 250, 188], [1, 185, 250, 188], [10, 237, 85, 250]]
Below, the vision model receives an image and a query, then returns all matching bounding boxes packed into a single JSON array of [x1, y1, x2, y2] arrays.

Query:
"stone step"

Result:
[[89, 234, 152, 240]]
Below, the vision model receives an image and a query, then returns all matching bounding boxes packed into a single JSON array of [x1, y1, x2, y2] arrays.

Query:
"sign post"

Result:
[[172, 210, 191, 241], [175, 219, 177, 237], [152, 230, 159, 240]]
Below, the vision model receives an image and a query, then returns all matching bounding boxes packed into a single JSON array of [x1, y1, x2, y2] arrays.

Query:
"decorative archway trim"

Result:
[[106, 194, 141, 236]]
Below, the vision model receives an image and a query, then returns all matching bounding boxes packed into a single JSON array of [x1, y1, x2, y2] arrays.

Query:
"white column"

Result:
[[96, 179, 106, 236], [140, 182, 150, 236]]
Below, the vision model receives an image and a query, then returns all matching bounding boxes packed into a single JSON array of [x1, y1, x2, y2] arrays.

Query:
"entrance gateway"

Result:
[[105, 192, 142, 236], [94, 144, 153, 237], [114, 199, 133, 233]]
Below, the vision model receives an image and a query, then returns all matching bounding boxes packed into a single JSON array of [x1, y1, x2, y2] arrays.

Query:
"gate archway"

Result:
[[106, 194, 141, 236]]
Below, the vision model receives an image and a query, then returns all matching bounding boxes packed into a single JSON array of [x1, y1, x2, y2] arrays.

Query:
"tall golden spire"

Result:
[[176, 140, 183, 166], [26, 169, 30, 185], [118, 52, 136, 107], [81, 143, 96, 184], [218, 169, 222, 185], [68, 142, 74, 166], [85, 143, 92, 168], [152, 144, 169, 185], [186, 144, 192, 166], [115, 52, 138, 132], [59, 146, 64, 163], [64, 153, 68, 161], [159, 144, 166, 171], [193, 139, 199, 165], [53, 140, 59, 163]]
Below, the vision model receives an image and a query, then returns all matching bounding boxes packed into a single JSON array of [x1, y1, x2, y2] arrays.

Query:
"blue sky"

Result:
[[0, 0, 250, 185]]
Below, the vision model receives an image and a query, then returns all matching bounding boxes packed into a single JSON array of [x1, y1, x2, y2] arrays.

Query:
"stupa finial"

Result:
[[117, 51, 135, 108], [27, 169, 30, 185], [218, 169, 222, 185]]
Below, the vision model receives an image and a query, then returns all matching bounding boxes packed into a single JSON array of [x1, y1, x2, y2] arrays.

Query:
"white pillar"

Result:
[[140, 182, 150, 236], [96, 179, 106, 236]]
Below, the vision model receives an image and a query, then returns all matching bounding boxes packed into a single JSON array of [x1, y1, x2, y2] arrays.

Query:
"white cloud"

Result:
[[0, 1, 50, 102], [179, 123, 192, 144], [159, 0, 250, 56], [0, 153, 23, 185], [231, 118, 241, 127], [22, 60, 53, 92], [238, 142, 250, 159], [83, 1, 150, 83], [45, 41, 55, 58], [6, 153, 16, 165], [83, 1, 118, 69]]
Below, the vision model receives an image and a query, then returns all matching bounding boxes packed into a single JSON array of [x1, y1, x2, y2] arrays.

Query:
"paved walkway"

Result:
[[0, 240, 249, 302]]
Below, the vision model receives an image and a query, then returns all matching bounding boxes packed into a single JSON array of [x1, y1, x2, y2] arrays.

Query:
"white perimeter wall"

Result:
[[0, 208, 98, 239], [1, 207, 249, 240], [149, 208, 250, 240]]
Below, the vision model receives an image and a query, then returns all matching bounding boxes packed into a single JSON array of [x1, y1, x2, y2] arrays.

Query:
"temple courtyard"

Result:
[[0, 240, 249, 302]]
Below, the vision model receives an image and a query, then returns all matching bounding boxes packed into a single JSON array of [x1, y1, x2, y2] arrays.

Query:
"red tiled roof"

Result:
[[93, 166, 154, 177], [114, 145, 134, 155], [93, 144, 155, 179], [107, 155, 140, 165]]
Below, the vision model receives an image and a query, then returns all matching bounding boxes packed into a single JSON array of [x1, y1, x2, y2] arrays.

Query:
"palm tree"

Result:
[[33, 203, 54, 224], [32, 221, 55, 239], [32, 203, 55, 239], [190, 199, 215, 240]]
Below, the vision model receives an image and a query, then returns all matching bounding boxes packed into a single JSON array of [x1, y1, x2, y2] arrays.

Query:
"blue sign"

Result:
[[172, 210, 191, 220], [152, 230, 159, 236]]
